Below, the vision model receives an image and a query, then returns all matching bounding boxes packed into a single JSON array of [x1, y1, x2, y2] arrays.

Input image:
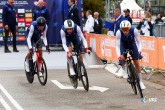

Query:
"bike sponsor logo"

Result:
[[25, 9, 32, 13], [25, 18, 32, 22], [141, 40, 155, 50], [163, 46, 165, 63], [141, 52, 149, 63], [90, 37, 96, 52], [18, 9, 25, 13], [18, 18, 25, 22], [0, 9, 2, 13], [18, 13, 25, 18], [18, 23, 25, 27], [25, 13, 32, 18]]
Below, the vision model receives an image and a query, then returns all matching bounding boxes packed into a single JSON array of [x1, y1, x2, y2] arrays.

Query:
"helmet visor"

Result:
[[121, 27, 130, 32]]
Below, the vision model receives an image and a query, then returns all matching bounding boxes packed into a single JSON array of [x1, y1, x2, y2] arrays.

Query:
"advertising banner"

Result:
[[0, 0, 82, 45]]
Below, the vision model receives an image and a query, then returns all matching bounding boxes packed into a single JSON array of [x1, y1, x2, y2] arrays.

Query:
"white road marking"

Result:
[[0, 84, 24, 110], [0, 95, 12, 110], [51, 80, 109, 92]]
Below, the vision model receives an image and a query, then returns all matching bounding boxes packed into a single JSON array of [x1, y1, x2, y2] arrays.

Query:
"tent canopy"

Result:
[[120, 0, 142, 11]]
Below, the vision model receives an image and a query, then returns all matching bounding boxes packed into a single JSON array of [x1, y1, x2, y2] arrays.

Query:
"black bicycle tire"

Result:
[[67, 58, 78, 89], [128, 63, 137, 95], [24, 58, 34, 83], [37, 58, 48, 85], [79, 61, 89, 91]]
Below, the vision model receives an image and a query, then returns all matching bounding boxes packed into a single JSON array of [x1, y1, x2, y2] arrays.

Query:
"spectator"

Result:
[[123, 9, 132, 24], [84, 10, 94, 33], [93, 12, 103, 34], [2, 0, 19, 53], [68, 0, 80, 26], [136, 12, 153, 36], [33, 0, 50, 25], [110, 8, 125, 36], [154, 14, 163, 24]]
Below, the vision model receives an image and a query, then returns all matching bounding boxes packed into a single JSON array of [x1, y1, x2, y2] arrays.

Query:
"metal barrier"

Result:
[[153, 23, 165, 37]]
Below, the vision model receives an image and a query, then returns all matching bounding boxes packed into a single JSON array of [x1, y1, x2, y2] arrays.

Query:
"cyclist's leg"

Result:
[[67, 42, 76, 76], [25, 39, 33, 72], [120, 45, 127, 78], [131, 44, 146, 89]]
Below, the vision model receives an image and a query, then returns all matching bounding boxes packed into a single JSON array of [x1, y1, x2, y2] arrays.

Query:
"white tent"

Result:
[[120, 0, 142, 11]]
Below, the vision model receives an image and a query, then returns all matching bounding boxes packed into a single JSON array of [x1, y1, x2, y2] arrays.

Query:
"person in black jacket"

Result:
[[154, 14, 163, 24], [33, 0, 50, 25], [123, 9, 132, 25], [68, 0, 80, 26], [2, 0, 19, 53], [93, 12, 103, 34]]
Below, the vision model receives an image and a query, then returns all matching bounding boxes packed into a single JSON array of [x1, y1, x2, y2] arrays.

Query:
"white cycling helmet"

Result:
[[120, 20, 131, 29], [64, 19, 74, 29]]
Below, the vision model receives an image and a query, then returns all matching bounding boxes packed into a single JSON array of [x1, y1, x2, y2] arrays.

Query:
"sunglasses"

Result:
[[121, 27, 130, 32]]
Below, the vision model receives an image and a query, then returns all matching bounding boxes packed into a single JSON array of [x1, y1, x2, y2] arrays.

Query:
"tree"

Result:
[[83, 0, 105, 18]]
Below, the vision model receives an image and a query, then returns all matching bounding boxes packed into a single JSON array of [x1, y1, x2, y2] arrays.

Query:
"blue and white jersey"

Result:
[[60, 24, 88, 53], [116, 27, 142, 58], [27, 21, 48, 49]]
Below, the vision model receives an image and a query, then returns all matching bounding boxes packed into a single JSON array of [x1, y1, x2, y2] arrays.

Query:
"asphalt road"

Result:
[[0, 69, 165, 110]]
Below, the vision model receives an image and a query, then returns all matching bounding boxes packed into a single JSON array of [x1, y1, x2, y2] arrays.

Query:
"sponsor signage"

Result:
[[17, 9, 25, 13], [25, 13, 32, 18], [18, 13, 25, 18], [25, 23, 31, 27], [25, 18, 32, 22], [18, 22, 25, 27], [18, 18, 25, 22]]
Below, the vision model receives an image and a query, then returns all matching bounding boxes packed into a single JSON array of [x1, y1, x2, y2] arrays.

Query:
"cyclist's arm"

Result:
[[134, 28, 142, 52], [77, 26, 88, 49], [42, 24, 48, 46], [27, 25, 34, 49], [60, 29, 69, 52], [116, 30, 121, 58]]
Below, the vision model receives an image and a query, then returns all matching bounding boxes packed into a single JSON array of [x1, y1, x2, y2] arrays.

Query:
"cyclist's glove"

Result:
[[29, 48, 34, 55], [46, 46, 50, 53]]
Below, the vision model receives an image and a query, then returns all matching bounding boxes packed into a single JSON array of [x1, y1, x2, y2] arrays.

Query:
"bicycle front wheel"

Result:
[[24, 58, 34, 83], [127, 63, 137, 95], [36, 58, 48, 85], [78, 61, 89, 91]]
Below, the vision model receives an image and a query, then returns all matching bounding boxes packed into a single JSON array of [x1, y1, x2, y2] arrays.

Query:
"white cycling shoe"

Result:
[[140, 81, 146, 90], [39, 72, 43, 77], [122, 71, 128, 79]]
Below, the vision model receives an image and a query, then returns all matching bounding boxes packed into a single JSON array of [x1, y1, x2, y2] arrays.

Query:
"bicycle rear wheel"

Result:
[[67, 58, 78, 89], [37, 58, 48, 85], [79, 61, 89, 91], [24, 58, 34, 83], [127, 63, 137, 95]]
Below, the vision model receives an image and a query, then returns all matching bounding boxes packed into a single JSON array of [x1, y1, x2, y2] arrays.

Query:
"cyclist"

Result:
[[25, 17, 50, 76], [116, 20, 145, 90], [60, 19, 91, 77]]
